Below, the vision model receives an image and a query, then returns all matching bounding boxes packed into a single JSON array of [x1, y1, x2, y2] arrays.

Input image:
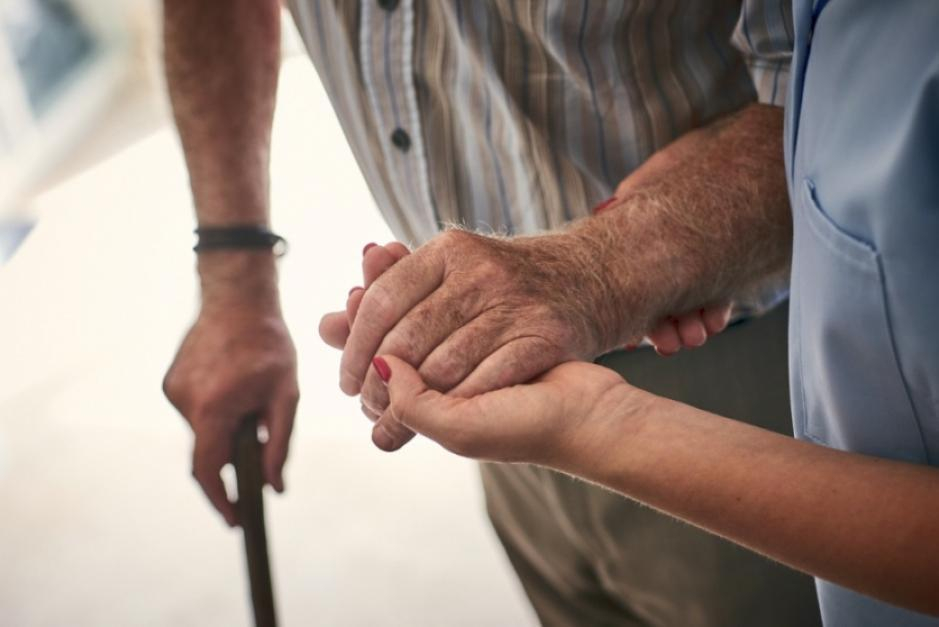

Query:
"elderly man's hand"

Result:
[[320, 237, 731, 451], [330, 231, 608, 451], [320, 231, 730, 452], [164, 299, 298, 527]]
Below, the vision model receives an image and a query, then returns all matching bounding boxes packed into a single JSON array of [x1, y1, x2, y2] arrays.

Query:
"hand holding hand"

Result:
[[332, 231, 613, 452], [320, 237, 731, 453]]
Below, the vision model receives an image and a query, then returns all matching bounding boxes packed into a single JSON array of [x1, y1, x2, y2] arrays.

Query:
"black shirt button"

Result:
[[391, 128, 411, 152], [377, 0, 399, 11]]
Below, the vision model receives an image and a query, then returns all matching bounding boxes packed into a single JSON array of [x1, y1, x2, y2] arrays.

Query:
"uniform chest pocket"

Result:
[[789, 180, 926, 461]]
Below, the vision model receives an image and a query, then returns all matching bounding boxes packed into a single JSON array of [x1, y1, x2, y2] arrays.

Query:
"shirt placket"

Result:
[[360, 0, 437, 241]]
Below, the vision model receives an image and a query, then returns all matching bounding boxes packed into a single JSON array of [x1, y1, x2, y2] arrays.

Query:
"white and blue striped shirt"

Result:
[[287, 0, 793, 248]]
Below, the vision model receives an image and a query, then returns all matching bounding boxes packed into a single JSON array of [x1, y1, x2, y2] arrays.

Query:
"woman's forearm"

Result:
[[574, 386, 939, 616]]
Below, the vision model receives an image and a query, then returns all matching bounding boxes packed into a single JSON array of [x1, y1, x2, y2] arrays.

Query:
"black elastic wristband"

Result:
[[194, 226, 288, 257]]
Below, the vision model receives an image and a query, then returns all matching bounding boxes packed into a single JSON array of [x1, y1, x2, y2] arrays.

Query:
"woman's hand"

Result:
[[372, 355, 651, 470]]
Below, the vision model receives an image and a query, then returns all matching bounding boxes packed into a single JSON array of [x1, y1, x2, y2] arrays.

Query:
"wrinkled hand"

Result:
[[374, 354, 638, 469], [323, 231, 603, 452], [322, 242, 731, 360], [319, 233, 731, 453], [164, 308, 298, 526], [643, 305, 731, 356]]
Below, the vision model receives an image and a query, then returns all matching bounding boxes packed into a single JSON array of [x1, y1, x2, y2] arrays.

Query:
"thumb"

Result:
[[375, 355, 462, 444]]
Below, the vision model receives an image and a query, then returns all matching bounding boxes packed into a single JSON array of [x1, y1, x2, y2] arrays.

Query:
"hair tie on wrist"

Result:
[[193, 226, 288, 257]]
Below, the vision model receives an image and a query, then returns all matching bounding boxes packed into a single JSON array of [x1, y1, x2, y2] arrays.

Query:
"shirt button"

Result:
[[391, 128, 411, 152], [377, 0, 399, 11]]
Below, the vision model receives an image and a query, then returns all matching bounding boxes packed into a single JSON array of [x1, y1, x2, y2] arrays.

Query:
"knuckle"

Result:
[[188, 396, 220, 422], [360, 283, 397, 328], [360, 403, 378, 422], [473, 258, 505, 283], [381, 331, 423, 366], [388, 396, 411, 427], [339, 363, 364, 394], [383, 417, 409, 438], [283, 386, 301, 407], [162, 370, 183, 402], [361, 383, 389, 414], [437, 228, 470, 248], [421, 353, 464, 391]]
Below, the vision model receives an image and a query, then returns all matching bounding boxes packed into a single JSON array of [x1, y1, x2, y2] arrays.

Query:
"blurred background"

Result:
[[0, 1, 537, 625]]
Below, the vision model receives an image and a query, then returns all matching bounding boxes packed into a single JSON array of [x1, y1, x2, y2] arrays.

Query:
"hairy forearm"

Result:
[[163, 0, 282, 308], [559, 104, 792, 351], [571, 388, 939, 616]]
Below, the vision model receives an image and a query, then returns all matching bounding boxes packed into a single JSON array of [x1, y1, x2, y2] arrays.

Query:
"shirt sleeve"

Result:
[[731, 0, 795, 107]]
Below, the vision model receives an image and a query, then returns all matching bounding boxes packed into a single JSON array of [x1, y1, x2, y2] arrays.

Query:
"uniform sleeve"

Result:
[[731, 0, 795, 107]]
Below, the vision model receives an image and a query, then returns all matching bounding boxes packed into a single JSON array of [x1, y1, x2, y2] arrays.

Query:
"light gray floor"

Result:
[[0, 57, 537, 627]]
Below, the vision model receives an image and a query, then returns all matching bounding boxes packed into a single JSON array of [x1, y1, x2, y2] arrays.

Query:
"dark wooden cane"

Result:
[[233, 415, 278, 627]]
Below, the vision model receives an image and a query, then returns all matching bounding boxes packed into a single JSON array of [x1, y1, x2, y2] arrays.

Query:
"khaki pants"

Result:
[[480, 304, 822, 627]]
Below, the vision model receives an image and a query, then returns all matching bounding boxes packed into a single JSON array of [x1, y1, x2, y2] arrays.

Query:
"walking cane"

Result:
[[233, 414, 278, 627]]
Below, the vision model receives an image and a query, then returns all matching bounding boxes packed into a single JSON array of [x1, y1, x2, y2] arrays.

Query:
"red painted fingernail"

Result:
[[363, 242, 378, 256], [372, 356, 391, 383], [592, 196, 618, 214], [349, 286, 363, 296]]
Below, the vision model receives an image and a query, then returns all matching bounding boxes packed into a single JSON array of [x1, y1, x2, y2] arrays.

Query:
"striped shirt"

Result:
[[286, 0, 793, 248]]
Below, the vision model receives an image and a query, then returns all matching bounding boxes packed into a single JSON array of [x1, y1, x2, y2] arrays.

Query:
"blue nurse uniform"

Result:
[[787, 1, 939, 624]]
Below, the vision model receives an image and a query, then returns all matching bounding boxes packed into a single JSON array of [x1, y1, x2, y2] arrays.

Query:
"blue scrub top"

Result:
[[787, 1, 939, 625]]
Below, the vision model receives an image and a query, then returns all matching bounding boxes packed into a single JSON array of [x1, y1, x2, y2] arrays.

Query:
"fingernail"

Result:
[[373, 424, 395, 450], [372, 356, 391, 383], [348, 286, 363, 297], [592, 196, 618, 214], [363, 242, 378, 256]]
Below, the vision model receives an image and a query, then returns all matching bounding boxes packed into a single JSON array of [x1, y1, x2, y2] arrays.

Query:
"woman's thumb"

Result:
[[373, 355, 452, 437]]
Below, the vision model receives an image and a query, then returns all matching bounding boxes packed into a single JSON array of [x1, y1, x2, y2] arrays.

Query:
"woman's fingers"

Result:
[[374, 355, 463, 450], [702, 304, 732, 335], [649, 319, 682, 356], [676, 312, 708, 348], [647, 303, 733, 355]]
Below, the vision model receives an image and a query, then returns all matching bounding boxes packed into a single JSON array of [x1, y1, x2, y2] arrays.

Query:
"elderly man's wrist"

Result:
[[553, 219, 650, 354], [197, 249, 281, 312]]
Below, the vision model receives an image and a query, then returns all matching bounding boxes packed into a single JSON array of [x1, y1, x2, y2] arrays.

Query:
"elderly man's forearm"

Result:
[[163, 0, 282, 305], [562, 104, 792, 351], [164, 0, 280, 226]]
